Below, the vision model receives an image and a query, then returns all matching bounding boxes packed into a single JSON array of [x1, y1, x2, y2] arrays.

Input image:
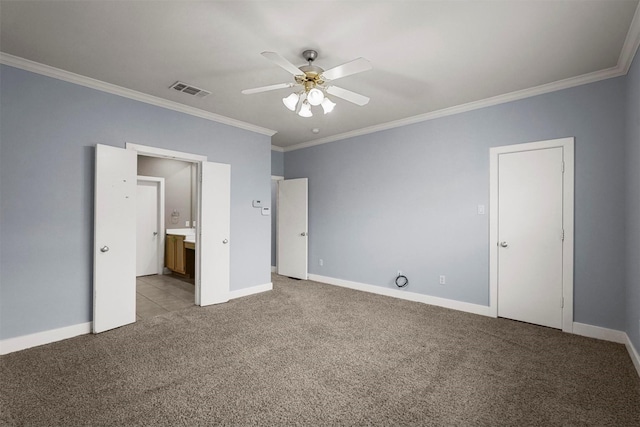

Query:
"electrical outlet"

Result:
[[319, 259, 324, 267], [185, 221, 190, 227], [439, 275, 446, 285], [477, 205, 485, 215]]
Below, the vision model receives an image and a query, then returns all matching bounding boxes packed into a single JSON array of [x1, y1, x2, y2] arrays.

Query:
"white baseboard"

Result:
[[271, 266, 277, 273], [625, 335, 640, 378], [308, 274, 492, 317], [0, 283, 273, 356], [572, 322, 627, 344], [229, 282, 272, 300], [572, 322, 640, 378], [0, 322, 92, 355]]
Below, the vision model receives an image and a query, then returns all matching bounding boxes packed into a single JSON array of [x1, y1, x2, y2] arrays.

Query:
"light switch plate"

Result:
[[252, 200, 263, 208]]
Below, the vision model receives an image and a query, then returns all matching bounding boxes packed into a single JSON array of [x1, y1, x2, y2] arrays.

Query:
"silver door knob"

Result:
[[300, 232, 307, 236], [100, 246, 109, 252], [222, 239, 228, 244], [499, 241, 508, 248]]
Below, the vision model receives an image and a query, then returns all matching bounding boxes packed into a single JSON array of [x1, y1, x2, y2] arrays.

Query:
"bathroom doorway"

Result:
[[93, 143, 231, 333], [135, 156, 195, 319]]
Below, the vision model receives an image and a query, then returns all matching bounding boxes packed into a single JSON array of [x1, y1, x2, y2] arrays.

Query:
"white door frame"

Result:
[[136, 176, 165, 276], [489, 137, 574, 332], [126, 142, 225, 306], [271, 175, 284, 272]]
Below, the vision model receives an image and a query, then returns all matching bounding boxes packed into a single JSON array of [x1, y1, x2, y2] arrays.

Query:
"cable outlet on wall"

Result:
[[439, 275, 446, 285], [319, 259, 324, 267]]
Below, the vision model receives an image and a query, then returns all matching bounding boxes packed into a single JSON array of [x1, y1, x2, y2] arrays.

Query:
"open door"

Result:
[[93, 144, 137, 333], [199, 161, 231, 306], [277, 178, 308, 279]]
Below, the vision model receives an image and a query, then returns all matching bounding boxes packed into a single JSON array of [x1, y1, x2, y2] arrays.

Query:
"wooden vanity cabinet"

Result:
[[165, 234, 186, 274]]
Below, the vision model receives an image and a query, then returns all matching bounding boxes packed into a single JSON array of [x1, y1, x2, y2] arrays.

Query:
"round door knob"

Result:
[[222, 239, 229, 244], [153, 231, 158, 236], [100, 246, 109, 253], [499, 241, 508, 248], [300, 232, 307, 236]]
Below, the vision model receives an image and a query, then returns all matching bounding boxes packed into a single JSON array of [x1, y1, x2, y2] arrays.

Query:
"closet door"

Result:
[[93, 144, 136, 333], [198, 161, 230, 306]]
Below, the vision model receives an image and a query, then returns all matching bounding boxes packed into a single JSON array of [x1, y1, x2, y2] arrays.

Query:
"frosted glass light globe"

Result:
[[307, 88, 325, 106]]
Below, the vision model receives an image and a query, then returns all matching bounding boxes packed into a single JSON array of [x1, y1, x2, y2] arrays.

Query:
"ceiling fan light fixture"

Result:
[[298, 101, 313, 118], [321, 97, 336, 114], [282, 92, 299, 111], [307, 88, 325, 106]]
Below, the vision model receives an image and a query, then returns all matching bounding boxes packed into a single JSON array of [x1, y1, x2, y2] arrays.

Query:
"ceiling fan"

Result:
[[241, 50, 372, 117]]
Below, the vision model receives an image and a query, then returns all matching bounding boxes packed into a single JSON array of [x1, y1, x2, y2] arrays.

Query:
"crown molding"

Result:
[[620, 2, 640, 74], [271, 145, 285, 152], [281, 65, 624, 152], [0, 52, 277, 137], [279, 3, 640, 153]]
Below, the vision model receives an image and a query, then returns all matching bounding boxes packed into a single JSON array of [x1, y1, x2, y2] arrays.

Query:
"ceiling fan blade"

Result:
[[241, 82, 294, 95], [322, 58, 372, 81], [261, 51, 304, 76], [326, 86, 370, 106]]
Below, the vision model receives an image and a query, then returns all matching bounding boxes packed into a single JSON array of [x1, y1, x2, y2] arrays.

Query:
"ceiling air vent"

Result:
[[170, 81, 211, 98]]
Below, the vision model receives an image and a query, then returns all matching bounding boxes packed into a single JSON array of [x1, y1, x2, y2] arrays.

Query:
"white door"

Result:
[[93, 144, 137, 333], [277, 178, 308, 279], [136, 180, 159, 277], [198, 161, 231, 306], [497, 147, 564, 329]]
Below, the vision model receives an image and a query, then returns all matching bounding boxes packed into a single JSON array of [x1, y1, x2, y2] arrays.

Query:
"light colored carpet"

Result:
[[1, 274, 639, 426]]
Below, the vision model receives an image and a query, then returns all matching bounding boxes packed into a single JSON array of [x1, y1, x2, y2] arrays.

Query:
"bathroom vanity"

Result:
[[166, 229, 196, 277]]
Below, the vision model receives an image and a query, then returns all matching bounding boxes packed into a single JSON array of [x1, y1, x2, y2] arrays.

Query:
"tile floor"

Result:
[[136, 274, 195, 320]]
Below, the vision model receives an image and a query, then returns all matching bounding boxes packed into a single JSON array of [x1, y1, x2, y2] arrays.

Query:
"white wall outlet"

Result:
[[185, 221, 190, 227], [261, 207, 270, 216], [252, 200, 263, 208], [319, 259, 324, 267], [439, 275, 446, 285], [477, 205, 485, 215]]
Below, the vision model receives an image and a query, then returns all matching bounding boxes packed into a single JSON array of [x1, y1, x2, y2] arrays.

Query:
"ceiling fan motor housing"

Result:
[[297, 65, 325, 91], [297, 50, 325, 91]]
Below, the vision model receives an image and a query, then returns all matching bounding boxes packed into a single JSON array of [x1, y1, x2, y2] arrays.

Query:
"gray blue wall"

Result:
[[271, 150, 284, 176], [626, 53, 640, 351], [138, 156, 195, 229], [285, 76, 628, 331], [0, 65, 272, 340]]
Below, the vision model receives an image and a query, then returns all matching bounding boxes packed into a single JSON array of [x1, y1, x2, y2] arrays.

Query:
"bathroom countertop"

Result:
[[166, 228, 196, 237]]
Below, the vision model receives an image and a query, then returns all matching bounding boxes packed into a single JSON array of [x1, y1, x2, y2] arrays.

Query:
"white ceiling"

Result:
[[1, 1, 639, 149]]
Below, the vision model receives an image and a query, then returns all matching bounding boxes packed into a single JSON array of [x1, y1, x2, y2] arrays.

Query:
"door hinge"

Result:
[[561, 161, 565, 173], [562, 297, 564, 308], [561, 229, 565, 241]]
